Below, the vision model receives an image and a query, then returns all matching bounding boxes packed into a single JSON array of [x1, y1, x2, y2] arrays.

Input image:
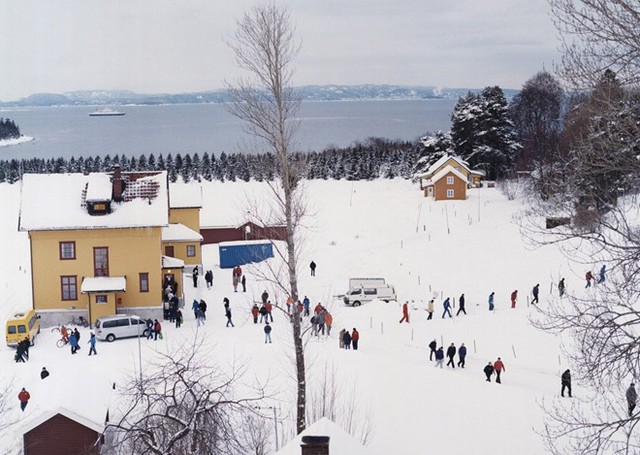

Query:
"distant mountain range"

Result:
[[0, 85, 519, 107]]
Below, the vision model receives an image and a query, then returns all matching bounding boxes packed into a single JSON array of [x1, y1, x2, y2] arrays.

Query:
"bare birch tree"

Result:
[[225, 3, 308, 435], [104, 340, 266, 455]]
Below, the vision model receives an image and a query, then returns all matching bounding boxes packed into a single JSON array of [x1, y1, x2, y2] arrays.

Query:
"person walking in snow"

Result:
[[434, 346, 444, 368], [196, 309, 205, 327], [265, 300, 274, 322], [259, 304, 268, 324], [251, 304, 259, 324], [232, 271, 239, 292], [310, 260, 316, 276], [146, 318, 154, 339], [558, 278, 565, 297], [399, 301, 410, 323], [310, 314, 319, 336], [205, 270, 214, 289], [484, 362, 494, 382], [351, 328, 360, 350], [88, 333, 97, 356], [446, 343, 456, 368], [429, 339, 437, 361], [325, 311, 333, 336], [241, 274, 246, 292], [494, 357, 506, 384], [40, 367, 50, 380], [628, 383, 637, 417], [175, 308, 183, 328], [199, 299, 208, 320], [18, 388, 30, 412], [342, 330, 352, 350], [192, 299, 199, 320], [598, 264, 606, 284], [153, 319, 162, 340], [303, 296, 310, 317], [317, 311, 326, 336], [192, 267, 199, 288], [488, 292, 495, 311], [510, 290, 518, 309], [585, 270, 594, 288], [458, 343, 467, 368], [224, 302, 234, 327], [456, 293, 466, 316], [532, 284, 540, 304], [427, 299, 434, 320], [339, 329, 346, 348], [264, 322, 272, 344], [261, 290, 269, 305], [561, 369, 572, 397], [69, 331, 79, 355], [442, 297, 452, 318]]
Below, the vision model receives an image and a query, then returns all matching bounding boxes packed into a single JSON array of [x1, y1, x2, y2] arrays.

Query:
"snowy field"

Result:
[[0, 178, 582, 454]]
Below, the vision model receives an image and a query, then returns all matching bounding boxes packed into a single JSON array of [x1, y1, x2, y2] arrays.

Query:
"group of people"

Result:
[[429, 340, 468, 369], [310, 304, 333, 337], [145, 319, 163, 340], [232, 265, 246, 292], [14, 338, 30, 363], [192, 299, 208, 326], [339, 328, 359, 350]]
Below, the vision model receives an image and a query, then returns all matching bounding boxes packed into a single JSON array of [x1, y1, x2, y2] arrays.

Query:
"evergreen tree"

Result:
[[414, 131, 454, 178]]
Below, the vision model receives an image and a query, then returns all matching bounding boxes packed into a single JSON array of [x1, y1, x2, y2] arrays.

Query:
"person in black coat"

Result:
[[199, 299, 207, 319], [429, 339, 437, 361], [310, 260, 316, 276], [457, 343, 467, 368], [484, 362, 494, 382], [261, 290, 269, 304], [342, 330, 352, 349], [40, 367, 50, 380], [456, 293, 467, 316], [435, 347, 445, 368], [561, 369, 572, 397], [532, 283, 540, 304], [446, 343, 456, 368]]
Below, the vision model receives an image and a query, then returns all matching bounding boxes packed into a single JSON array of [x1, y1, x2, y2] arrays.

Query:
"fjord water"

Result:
[[0, 99, 456, 160]]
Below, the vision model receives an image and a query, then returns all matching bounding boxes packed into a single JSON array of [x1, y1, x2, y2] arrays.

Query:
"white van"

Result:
[[343, 280, 397, 307], [95, 315, 147, 342]]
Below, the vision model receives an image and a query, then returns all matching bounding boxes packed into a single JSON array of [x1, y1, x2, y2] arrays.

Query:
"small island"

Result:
[[0, 117, 34, 147]]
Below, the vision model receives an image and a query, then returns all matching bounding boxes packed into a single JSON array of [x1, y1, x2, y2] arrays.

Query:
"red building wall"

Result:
[[24, 414, 101, 455]]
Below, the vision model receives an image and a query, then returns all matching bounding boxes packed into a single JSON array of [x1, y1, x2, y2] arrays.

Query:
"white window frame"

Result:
[[447, 189, 455, 198], [446, 176, 454, 185]]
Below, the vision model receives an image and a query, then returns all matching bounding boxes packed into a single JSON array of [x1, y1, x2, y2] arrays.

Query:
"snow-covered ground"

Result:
[[0, 178, 579, 454], [0, 136, 34, 147]]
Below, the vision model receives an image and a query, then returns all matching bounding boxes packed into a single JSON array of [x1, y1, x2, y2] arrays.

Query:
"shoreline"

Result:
[[0, 136, 35, 148]]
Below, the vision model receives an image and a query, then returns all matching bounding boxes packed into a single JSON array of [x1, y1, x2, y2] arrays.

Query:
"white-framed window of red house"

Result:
[[186, 245, 196, 257], [446, 176, 454, 185], [61, 276, 78, 301], [447, 189, 455, 198], [59, 241, 76, 260], [139, 273, 149, 293]]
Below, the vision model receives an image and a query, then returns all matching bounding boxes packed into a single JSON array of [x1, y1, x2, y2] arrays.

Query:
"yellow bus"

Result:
[[6, 310, 40, 347]]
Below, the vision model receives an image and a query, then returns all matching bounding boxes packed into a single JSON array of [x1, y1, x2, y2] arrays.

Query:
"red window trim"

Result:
[[59, 241, 76, 260], [60, 275, 78, 301], [139, 273, 149, 293]]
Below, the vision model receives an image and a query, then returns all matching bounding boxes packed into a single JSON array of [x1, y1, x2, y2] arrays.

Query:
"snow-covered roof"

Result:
[[161, 223, 203, 242], [162, 255, 185, 269], [22, 406, 105, 435], [81, 276, 126, 293], [85, 173, 112, 202], [276, 418, 368, 455], [429, 165, 468, 184], [218, 239, 273, 247], [419, 155, 473, 179], [19, 172, 169, 231], [169, 183, 202, 209]]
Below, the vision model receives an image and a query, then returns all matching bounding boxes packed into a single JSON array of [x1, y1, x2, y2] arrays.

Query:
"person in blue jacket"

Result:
[[88, 333, 97, 356], [442, 298, 452, 318], [192, 299, 199, 320], [434, 346, 444, 368], [488, 292, 495, 311], [303, 296, 310, 317], [598, 264, 606, 284], [69, 332, 79, 355], [457, 343, 467, 368]]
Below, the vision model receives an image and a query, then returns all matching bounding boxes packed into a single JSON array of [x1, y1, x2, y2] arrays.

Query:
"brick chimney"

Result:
[[300, 435, 329, 455], [112, 165, 123, 202]]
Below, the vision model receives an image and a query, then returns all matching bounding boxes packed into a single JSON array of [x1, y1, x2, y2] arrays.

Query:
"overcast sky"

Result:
[[0, 0, 560, 102]]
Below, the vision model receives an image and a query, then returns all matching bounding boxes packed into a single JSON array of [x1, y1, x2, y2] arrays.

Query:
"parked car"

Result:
[[343, 277, 397, 306], [95, 315, 147, 342]]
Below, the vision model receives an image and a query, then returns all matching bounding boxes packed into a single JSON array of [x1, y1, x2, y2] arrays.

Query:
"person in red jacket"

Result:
[[251, 304, 259, 324], [351, 328, 360, 350], [265, 301, 274, 322], [153, 319, 162, 340], [494, 357, 506, 384], [18, 388, 30, 412], [399, 301, 410, 323], [510, 290, 518, 309]]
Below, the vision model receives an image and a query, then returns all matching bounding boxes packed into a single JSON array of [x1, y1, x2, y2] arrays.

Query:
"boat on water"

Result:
[[89, 108, 125, 117]]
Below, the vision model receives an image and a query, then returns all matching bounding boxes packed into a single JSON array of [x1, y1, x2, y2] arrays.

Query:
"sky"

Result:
[[0, 0, 560, 102]]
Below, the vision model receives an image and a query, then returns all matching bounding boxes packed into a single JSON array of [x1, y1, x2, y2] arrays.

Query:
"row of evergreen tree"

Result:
[[0, 118, 21, 140], [0, 138, 417, 184]]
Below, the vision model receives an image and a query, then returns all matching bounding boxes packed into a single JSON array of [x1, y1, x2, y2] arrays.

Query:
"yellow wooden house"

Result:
[[418, 155, 484, 200], [18, 168, 202, 327]]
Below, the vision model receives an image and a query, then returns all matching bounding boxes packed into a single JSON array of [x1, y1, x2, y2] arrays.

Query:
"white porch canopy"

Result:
[[81, 276, 126, 293]]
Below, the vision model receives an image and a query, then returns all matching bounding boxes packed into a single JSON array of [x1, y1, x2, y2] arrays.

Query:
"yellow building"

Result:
[[18, 168, 202, 327], [418, 155, 484, 200]]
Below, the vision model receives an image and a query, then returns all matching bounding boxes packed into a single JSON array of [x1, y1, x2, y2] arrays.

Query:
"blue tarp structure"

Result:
[[219, 241, 274, 269]]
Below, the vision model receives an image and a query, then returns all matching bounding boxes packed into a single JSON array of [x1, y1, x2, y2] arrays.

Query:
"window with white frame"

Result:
[[447, 189, 455, 198], [446, 176, 454, 185]]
